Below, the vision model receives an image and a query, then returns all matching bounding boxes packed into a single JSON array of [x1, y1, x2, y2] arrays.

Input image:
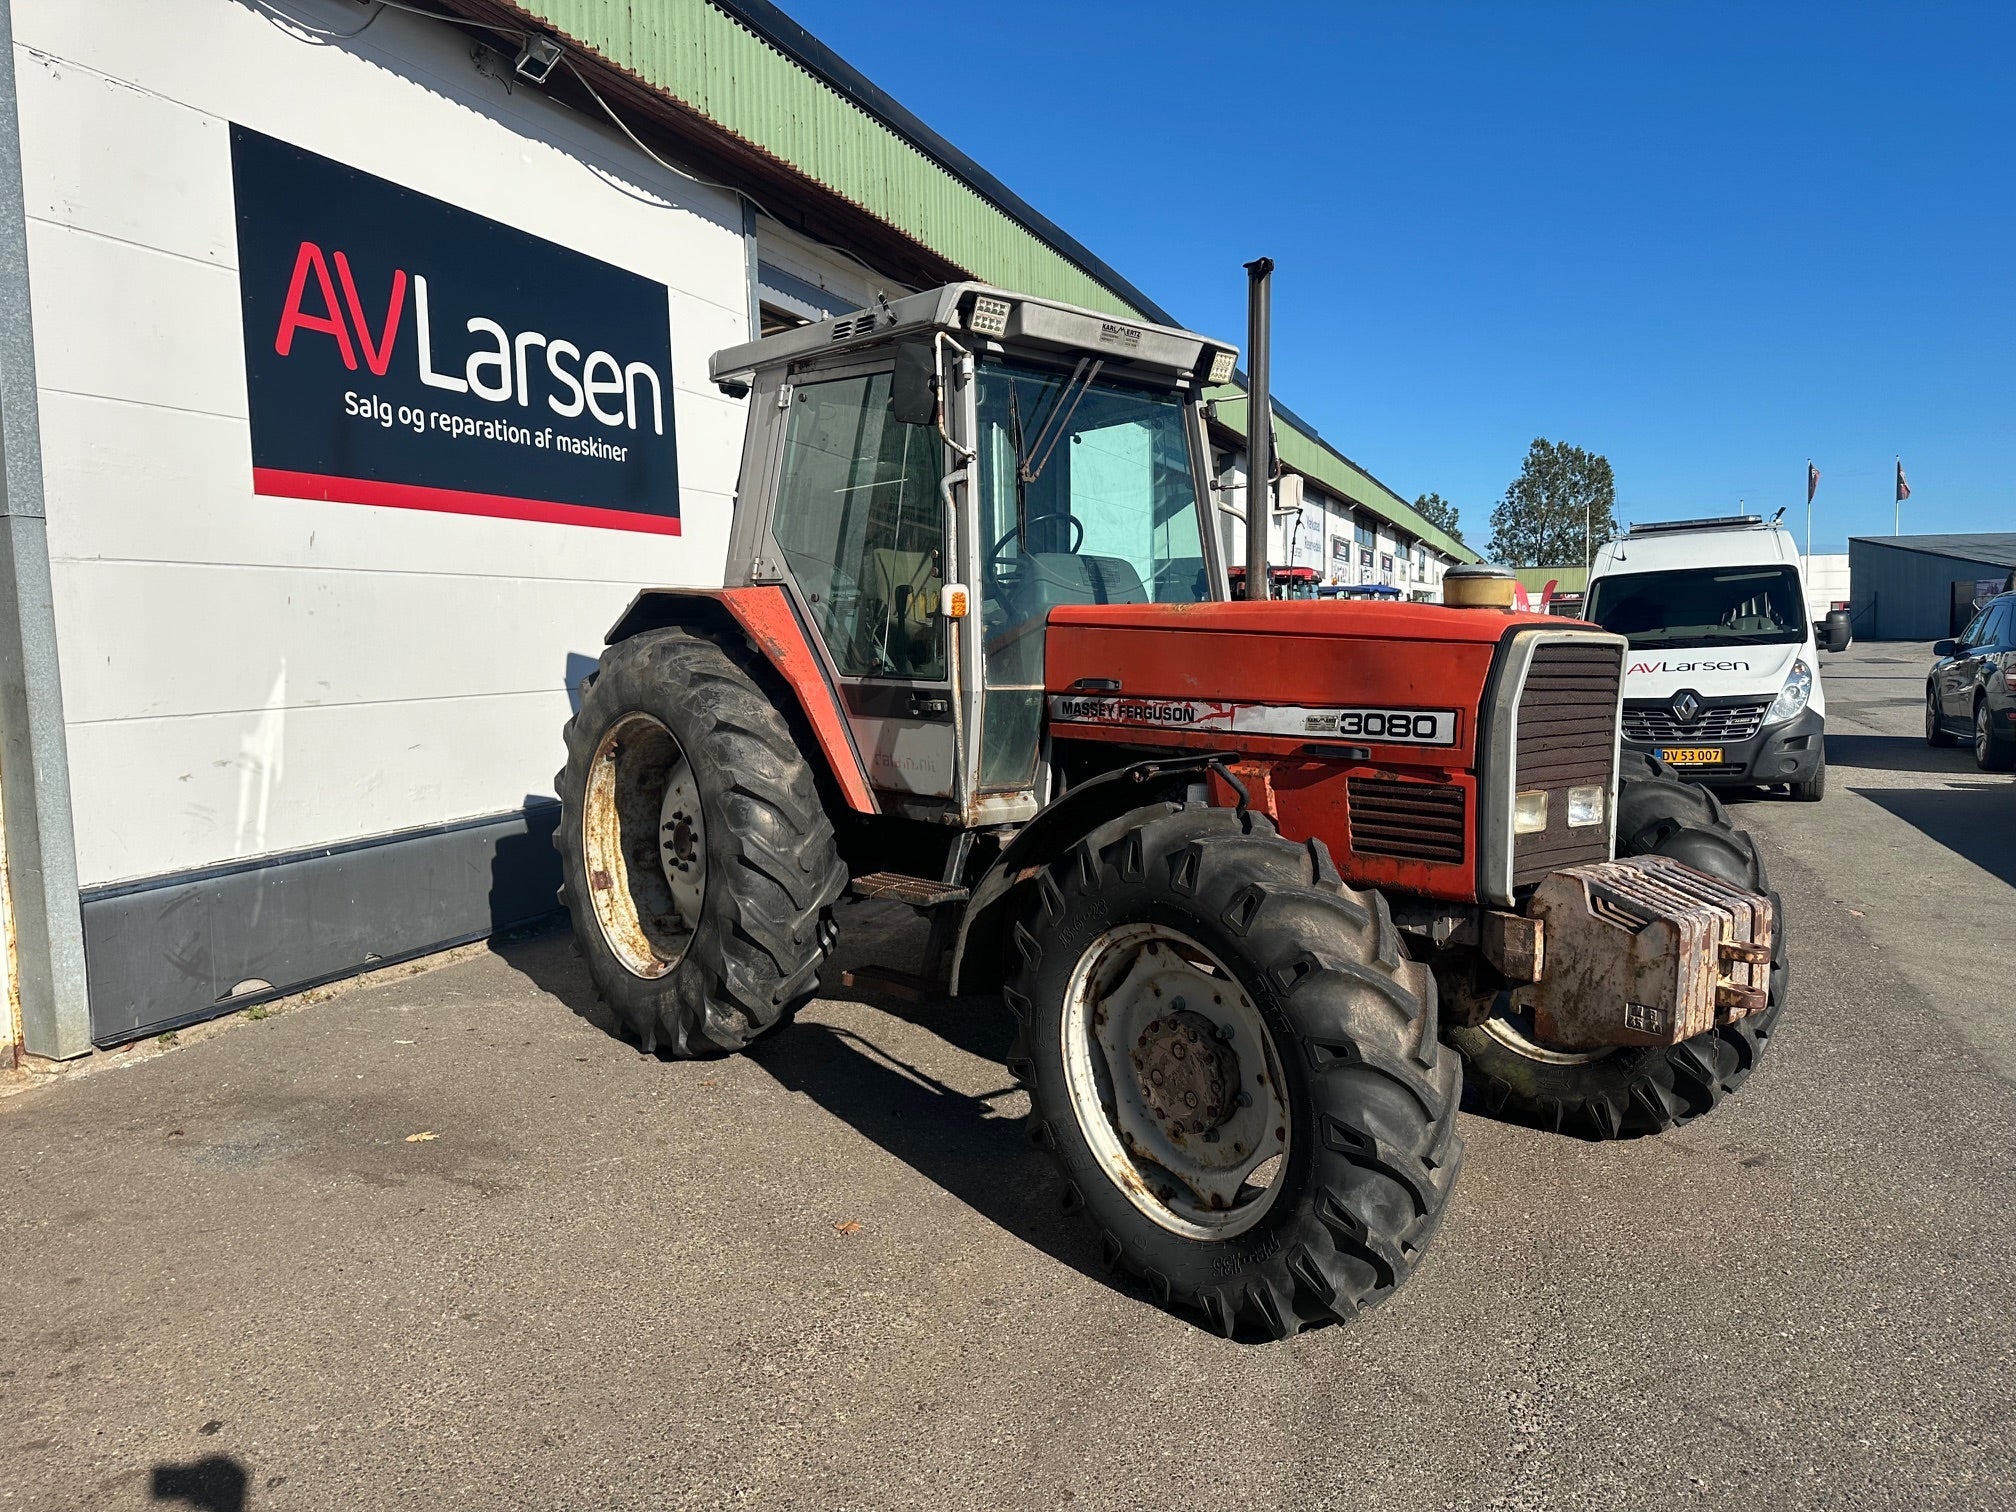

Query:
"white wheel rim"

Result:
[[582, 712, 707, 980], [1480, 1003, 1616, 1066], [1060, 924, 1290, 1239]]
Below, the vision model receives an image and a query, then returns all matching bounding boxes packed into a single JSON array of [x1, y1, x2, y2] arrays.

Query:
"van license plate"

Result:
[[1657, 746, 1723, 766]]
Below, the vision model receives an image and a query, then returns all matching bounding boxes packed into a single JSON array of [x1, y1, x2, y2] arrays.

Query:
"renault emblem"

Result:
[[1672, 691, 1700, 724]]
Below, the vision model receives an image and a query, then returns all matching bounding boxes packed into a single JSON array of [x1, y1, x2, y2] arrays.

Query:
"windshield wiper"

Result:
[[1004, 359, 1104, 550]]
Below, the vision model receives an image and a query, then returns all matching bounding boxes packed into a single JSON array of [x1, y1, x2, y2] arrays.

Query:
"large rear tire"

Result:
[[1448, 755, 1789, 1139], [1007, 804, 1463, 1338], [556, 629, 848, 1056]]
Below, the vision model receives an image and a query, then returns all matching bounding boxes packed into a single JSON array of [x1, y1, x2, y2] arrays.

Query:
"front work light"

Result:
[[1513, 789, 1550, 834], [969, 296, 1012, 338], [1566, 784, 1606, 828], [1205, 348, 1238, 385]]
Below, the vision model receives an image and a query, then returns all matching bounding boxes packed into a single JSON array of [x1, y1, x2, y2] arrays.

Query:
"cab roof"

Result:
[[708, 282, 1236, 388]]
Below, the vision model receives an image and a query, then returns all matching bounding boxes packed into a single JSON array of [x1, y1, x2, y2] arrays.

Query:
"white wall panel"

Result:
[[64, 689, 577, 885], [15, 0, 769, 884]]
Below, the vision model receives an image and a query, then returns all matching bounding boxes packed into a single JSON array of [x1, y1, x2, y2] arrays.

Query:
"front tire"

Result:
[[1789, 749, 1827, 802], [1007, 804, 1462, 1338], [1448, 755, 1788, 1139], [556, 629, 848, 1056], [1927, 685, 1958, 747]]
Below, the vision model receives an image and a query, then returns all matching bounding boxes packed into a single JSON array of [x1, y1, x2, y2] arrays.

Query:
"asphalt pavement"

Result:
[[5, 638, 2014, 1511]]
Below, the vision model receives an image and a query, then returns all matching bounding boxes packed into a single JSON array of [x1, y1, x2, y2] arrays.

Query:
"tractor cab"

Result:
[[708, 284, 1234, 827]]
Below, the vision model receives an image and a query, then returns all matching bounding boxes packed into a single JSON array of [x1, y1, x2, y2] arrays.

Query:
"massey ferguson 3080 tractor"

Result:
[[556, 283, 1787, 1338]]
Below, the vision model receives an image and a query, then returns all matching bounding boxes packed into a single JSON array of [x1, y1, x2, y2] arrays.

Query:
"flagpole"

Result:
[[1894, 455, 1900, 536], [1805, 460, 1812, 561]]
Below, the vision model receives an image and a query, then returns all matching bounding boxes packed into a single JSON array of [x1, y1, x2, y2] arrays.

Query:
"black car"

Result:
[[1927, 591, 2016, 771]]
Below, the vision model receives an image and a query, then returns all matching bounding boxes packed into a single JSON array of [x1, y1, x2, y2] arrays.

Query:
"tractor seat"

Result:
[[1002, 552, 1148, 623]]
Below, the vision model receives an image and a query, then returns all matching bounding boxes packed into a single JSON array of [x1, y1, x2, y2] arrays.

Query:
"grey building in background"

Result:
[[1850, 534, 2016, 640]]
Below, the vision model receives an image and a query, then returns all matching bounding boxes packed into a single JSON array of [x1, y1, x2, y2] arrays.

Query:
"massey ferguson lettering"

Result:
[[1047, 696, 1459, 746], [231, 125, 680, 534]]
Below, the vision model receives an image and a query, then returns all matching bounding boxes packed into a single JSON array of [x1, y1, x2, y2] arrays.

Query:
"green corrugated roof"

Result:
[[1510, 566, 1589, 593], [505, 0, 1479, 561]]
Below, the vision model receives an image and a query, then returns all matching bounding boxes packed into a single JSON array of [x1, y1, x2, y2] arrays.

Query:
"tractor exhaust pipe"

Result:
[[1242, 258, 1274, 601]]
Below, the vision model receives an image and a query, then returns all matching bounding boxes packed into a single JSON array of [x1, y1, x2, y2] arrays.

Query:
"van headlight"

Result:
[[1765, 658, 1813, 724]]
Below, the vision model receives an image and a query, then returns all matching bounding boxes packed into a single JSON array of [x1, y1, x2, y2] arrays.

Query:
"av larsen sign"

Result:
[[230, 126, 680, 534]]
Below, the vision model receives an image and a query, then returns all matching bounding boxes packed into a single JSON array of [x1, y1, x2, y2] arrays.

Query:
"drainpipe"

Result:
[[1242, 258, 1273, 600], [0, 0, 91, 1059]]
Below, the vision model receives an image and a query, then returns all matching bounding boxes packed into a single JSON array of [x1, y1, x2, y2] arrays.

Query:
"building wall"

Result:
[[1849, 540, 2011, 640], [1802, 553, 1850, 623], [16, 0, 766, 1037], [1215, 459, 1455, 599]]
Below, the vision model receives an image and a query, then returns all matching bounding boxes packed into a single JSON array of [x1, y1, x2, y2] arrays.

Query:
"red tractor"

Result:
[[556, 285, 1785, 1338]]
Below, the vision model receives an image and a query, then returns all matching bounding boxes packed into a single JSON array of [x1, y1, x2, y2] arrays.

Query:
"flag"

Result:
[[1806, 461, 1820, 503], [1896, 458, 1911, 502]]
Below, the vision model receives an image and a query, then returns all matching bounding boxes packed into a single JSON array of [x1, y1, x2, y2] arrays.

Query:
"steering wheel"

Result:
[[985, 513, 1085, 573]]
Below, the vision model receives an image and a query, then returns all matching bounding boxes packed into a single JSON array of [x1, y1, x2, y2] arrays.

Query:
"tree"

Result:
[[1412, 491, 1464, 544], [1487, 439, 1615, 567]]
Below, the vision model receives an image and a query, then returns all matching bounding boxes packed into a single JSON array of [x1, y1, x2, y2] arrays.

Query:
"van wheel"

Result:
[[1789, 750, 1826, 802]]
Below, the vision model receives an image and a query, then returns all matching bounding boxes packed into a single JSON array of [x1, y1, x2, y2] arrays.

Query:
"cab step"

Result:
[[849, 871, 971, 908]]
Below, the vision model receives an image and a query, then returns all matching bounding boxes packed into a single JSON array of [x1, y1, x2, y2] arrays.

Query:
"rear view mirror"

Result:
[[891, 341, 937, 426], [1933, 639, 1962, 658]]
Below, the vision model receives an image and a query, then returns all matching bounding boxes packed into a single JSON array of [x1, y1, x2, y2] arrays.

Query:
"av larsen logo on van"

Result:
[[231, 125, 680, 535], [1629, 659, 1753, 675]]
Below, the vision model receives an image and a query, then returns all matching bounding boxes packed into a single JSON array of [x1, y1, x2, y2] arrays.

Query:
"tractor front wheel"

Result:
[[1007, 804, 1462, 1338], [556, 629, 848, 1056], [1448, 755, 1789, 1138]]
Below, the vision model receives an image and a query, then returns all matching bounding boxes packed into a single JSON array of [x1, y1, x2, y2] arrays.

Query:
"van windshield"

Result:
[[1586, 565, 1806, 650]]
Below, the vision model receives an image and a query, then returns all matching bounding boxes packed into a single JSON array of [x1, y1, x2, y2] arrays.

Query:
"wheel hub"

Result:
[[1132, 1009, 1239, 1138], [1061, 926, 1290, 1239]]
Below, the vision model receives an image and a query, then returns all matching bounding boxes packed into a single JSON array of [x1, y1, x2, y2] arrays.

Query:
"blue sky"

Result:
[[780, 1, 2012, 551]]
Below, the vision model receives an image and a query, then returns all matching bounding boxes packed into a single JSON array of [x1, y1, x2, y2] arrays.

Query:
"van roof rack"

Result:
[[1626, 514, 1766, 537]]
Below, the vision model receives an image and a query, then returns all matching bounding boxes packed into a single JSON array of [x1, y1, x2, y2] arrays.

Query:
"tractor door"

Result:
[[761, 358, 962, 806]]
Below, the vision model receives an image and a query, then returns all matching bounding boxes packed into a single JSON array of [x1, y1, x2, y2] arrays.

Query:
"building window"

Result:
[[760, 303, 810, 338]]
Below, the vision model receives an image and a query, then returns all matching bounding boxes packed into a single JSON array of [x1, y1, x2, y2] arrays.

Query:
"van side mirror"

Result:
[[1817, 610, 1851, 654], [890, 341, 938, 426]]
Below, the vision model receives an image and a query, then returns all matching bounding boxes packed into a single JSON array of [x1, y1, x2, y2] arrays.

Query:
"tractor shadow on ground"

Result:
[[1852, 782, 2016, 888]]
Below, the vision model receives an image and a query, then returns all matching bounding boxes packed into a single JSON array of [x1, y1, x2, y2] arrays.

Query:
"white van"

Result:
[[1585, 515, 1836, 801]]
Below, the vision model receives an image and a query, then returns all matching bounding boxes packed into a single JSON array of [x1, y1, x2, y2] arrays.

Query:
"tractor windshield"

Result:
[[974, 360, 1208, 789]]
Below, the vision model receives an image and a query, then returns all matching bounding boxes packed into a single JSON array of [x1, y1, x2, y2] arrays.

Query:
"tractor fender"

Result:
[[950, 753, 1219, 996], [604, 586, 878, 815]]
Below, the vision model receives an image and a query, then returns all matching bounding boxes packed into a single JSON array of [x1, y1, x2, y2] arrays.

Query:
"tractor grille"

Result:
[[1347, 777, 1466, 865], [1512, 638, 1625, 889], [1622, 698, 1770, 744]]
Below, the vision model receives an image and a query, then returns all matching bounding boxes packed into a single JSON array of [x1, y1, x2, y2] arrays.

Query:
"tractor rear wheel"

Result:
[[1448, 754, 1789, 1139], [556, 629, 848, 1056], [1007, 804, 1462, 1338]]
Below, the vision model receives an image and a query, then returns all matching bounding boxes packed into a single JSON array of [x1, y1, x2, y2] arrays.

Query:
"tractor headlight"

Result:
[[1513, 789, 1550, 834], [1567, 784, 1606, 828], [1766, 659, 1813, 725]]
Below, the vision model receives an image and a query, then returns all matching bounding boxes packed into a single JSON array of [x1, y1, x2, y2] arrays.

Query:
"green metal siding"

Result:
[[514, 0, 1480, 562], [514, 0, 1141, 317]]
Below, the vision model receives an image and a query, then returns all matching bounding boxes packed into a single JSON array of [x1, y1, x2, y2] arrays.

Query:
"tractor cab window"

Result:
[[974, 360, 1208, 789], [771, 371, 947, 681]]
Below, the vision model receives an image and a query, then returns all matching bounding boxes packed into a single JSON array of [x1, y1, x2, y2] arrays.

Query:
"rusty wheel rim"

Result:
[[582, 712, 707, 980], [1061, 924, 1289, 1239]]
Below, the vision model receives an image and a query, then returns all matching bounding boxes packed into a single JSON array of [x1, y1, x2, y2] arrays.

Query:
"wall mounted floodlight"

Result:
[[514, 36, 564, 83]]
